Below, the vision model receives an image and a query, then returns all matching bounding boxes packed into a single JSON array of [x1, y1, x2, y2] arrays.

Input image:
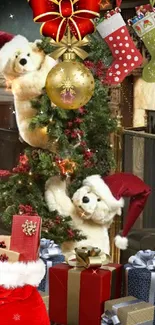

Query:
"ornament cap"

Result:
[[63, 52, 76, 61]]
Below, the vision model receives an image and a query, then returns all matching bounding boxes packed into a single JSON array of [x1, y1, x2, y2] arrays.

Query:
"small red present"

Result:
[[10, 215, 41, 262], [49, 262, 122, 325]]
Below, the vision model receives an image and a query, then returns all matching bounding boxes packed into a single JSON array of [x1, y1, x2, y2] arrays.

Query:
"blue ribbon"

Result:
[[101, 310, 121, 325], [128, 250, 155, 305], [40, 238, 62, 292], [40, 238, 62, 258]]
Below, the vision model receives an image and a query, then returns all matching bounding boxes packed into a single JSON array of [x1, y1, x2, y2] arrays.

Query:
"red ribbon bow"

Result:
[[28, 0, 100, 42]]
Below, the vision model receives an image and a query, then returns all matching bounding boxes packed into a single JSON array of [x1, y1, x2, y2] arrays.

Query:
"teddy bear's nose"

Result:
[[20, 58, 27, 66], [82, 196, 90, 203]]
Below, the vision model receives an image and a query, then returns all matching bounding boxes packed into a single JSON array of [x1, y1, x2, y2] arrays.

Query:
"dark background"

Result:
[[0, 0, 40, 41]]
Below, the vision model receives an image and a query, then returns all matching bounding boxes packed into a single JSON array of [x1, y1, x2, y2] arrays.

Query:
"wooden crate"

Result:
[[123, 127, 155, 228]]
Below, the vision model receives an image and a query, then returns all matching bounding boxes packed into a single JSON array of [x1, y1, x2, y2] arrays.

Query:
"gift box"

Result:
[[49, 263, 122, 325], [38, 238, 65, 292], [10, 215, 41, 261], [38, 254, 65, 292], [124, 251, 155, 324], [102, 296, 154, 325], [0, 247, 20, 262]]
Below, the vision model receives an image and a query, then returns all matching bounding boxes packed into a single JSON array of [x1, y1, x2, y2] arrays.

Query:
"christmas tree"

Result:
[[0, 32, 116, 244]]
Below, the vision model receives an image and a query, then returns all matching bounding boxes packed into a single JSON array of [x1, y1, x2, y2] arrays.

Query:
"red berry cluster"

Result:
[[67, 229, 75, 239], [0, 254, 8, 262], [64, 117, 84, 140], [64, 109, 95, 168], [0, 170, 12, 177], [55, 216, 61, 224], [18, 204, 38, 216], [84, 60, 105, 81], [13, 154, 30, 173], [0, 241, 6, 249]]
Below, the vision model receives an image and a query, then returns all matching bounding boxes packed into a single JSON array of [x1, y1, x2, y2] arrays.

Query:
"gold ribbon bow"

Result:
[[67, 246, 110, 268], [22, 220, 37, 236], [50, 33, 90, 60]]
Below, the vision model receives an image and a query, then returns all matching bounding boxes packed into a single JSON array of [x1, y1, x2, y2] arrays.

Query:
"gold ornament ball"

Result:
[[46, 60, 95, 110]]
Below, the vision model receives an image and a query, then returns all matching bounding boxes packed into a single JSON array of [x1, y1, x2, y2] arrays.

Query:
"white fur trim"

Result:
[[97, 13, 126, 39], [0, 259, 45, 289], [83, 175, 124, 211], [115, 235, 128, 250]]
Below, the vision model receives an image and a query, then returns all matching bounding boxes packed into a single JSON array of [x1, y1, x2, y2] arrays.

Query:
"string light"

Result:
[[9, 14, 14, 19], [18, 180, 22, 184], [41, 127, 47, 135]]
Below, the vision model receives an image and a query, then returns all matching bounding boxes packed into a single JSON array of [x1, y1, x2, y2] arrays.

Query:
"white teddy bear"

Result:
[[72, 175, 123, 227], [45, 173, 150, 260], [45, 175, 124, 260], [0, 35, 57, 149]]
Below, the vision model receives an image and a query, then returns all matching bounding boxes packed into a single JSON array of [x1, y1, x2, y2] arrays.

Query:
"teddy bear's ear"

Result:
[[30, 40, 42, 52]]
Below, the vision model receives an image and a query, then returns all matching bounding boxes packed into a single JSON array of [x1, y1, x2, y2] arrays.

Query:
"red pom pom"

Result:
[[84, 150, 94, 159], [78, 107, 87, 115], [64, 129, 71, 136]]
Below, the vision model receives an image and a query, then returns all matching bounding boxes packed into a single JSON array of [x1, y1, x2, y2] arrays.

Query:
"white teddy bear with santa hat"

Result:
[[45, 173, 150, 260], [0, 31, 57, 149]]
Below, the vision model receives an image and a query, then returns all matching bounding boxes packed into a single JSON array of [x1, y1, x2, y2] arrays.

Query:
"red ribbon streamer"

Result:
[[28, 0, 100, 42], [116, 0, 122, 7]]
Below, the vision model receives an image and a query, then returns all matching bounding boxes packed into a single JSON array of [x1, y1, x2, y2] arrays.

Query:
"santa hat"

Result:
[[0, 31, 14, 49], [84, 173, 151, 250], [0, 215, 45, 288]]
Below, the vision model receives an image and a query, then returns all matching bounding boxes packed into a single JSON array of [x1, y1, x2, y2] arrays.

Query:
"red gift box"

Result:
[[49, 263, 122, 325], [10, 215, 41, 262]]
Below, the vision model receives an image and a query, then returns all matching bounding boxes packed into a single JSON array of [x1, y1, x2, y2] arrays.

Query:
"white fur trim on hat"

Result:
[[83, 175, 124, 211], [0, 259, 45, 289], [97, 13, 126, 39], [115, 235, 128, 250]]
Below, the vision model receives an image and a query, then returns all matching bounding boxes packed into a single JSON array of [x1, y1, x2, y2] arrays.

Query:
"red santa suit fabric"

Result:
[[103, 172, 151, 237], [0, 259, 50, 325], [0, 285, 50, 325]]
